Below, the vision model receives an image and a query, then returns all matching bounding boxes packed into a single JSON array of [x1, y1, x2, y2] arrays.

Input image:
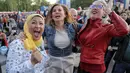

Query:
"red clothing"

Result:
[[80, 62, 105, 73], [0, 32, 8, 47], [3, 18, 7, 23], [78, 12, 129, 71], [3, 36, 8, 47]]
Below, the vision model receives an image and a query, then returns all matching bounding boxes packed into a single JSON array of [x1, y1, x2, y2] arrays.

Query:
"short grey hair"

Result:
[[69, 8, 77, 12]]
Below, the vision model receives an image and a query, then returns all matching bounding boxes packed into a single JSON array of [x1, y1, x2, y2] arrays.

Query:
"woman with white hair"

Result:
[[77, 0, 129, 73]]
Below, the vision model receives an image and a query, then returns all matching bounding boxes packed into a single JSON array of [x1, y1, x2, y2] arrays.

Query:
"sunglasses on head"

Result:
[[90, 5, 103, 9]]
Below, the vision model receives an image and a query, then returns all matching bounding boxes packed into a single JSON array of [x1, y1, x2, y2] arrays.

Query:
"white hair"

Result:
[[94, 0, 107, 8], [84, 0, 110, 24], [69, 8, 78, 14]]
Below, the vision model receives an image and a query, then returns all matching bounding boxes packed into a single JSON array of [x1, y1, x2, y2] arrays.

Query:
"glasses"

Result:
[[90, 5, 103, 9]]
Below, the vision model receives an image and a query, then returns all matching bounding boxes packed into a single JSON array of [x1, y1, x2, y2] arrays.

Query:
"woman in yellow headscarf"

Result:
[[6, 14, 49, 73]]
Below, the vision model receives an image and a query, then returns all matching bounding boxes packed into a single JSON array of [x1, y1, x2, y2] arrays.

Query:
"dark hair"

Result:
[[114, 6, 120, 15], [120, 11, 128, 16], [12, 27, 17, 30], [79, 11, 84, 16]]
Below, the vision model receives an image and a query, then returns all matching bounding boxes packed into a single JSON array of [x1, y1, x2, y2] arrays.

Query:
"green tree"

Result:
[[71, 0, 94, 9], [0, 0, 49, 11]]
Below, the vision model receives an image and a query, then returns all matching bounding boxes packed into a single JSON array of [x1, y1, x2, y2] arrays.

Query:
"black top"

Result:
[[126, 18, 130, 25], [0, 39, 6, 47]]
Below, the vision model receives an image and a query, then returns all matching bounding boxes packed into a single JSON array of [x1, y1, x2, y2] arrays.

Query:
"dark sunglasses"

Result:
[[90, 5, 103, 9]]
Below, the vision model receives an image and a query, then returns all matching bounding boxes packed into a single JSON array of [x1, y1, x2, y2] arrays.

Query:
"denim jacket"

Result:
[[43, 23, 82, 57]]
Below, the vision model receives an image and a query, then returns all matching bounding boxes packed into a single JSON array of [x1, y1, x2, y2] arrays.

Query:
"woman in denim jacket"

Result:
[[43, 4, 82, 73]]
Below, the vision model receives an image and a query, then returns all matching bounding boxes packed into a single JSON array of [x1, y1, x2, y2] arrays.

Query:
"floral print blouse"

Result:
[[6, 39, 49, 73]]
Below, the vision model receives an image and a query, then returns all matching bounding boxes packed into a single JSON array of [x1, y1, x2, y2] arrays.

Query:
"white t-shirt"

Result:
[[54, 29, 70, 49]]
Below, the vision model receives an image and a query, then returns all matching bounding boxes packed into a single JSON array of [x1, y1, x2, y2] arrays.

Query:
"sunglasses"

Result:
[[90, 5, 103, 9]]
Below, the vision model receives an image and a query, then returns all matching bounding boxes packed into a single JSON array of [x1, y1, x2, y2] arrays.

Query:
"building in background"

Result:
[[124, 0, 130, 9], [59, 0, 71, 8]]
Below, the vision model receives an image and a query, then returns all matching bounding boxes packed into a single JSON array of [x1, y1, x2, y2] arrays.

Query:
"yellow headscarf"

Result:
[[24, 14, 44, 51]]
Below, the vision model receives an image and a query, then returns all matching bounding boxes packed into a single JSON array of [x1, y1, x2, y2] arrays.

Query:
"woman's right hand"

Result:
[[31, 49, 43, 65]]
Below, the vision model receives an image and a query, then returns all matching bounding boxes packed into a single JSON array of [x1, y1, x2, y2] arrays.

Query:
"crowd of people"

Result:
[[0, 0, 130, 73]]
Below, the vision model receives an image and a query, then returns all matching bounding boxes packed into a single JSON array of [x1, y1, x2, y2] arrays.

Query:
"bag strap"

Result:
[[72, 23, 78, 34], [72, 23, 78, 45]]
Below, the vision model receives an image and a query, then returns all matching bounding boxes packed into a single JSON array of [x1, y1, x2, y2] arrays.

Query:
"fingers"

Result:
[[31, 54, 39, 65], [32, 49, 43, 63], [108, 0, 113, 9], [31, 49, 43, 65], [104, 8, 112, 15]]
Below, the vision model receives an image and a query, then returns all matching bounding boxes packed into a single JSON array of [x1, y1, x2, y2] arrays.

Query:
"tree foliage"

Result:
[[0, 0, 49, 11], [0, 0, 94, 11], [71, 0, 94, 9]]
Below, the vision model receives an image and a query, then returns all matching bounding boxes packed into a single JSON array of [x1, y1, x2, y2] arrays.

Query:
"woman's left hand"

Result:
[[104, 8, 112, 15], [104, 0, 113, 15]]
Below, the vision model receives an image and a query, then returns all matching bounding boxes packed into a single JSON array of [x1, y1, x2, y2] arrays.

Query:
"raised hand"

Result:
[[107, 0, 113, 9], [104, 0, 113, 15]]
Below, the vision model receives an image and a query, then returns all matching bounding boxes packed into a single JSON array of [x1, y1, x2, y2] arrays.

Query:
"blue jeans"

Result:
[[112, 62, 130, 73]]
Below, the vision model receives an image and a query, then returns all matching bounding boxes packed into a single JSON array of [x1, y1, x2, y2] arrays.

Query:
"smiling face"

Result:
[[51, 5, 66, 22], [70, 9, 78, 22], [90, 1, 104, 19], [28, 16, 44, 40]]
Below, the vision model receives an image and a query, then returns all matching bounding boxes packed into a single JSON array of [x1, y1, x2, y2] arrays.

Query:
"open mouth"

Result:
[[55, 15, 61, 19], [92, 10, 98, 14], [33, 30, 41, 38]]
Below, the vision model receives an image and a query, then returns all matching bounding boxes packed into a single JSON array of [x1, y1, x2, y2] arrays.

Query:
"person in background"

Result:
[[70, 8, 78, 23], [69, 8, 82, 73], [120, 11, 130, 25], [12, 12, 18, 22], [6, 14, 49, 73], [0, 31, 8, 47], [0, 17, 3, 30], [2, 15, 7, 28], [77, 11, 84, 24], [105, 37, 120, 73], [77, 0, 129, 73], [128, 10, 130, 18], [111, 11, 130, 73], [7, 27, 18, 43], [8, 18, 17, 32], [115, 0, 124, 13], [0, 31, 8, 56]]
